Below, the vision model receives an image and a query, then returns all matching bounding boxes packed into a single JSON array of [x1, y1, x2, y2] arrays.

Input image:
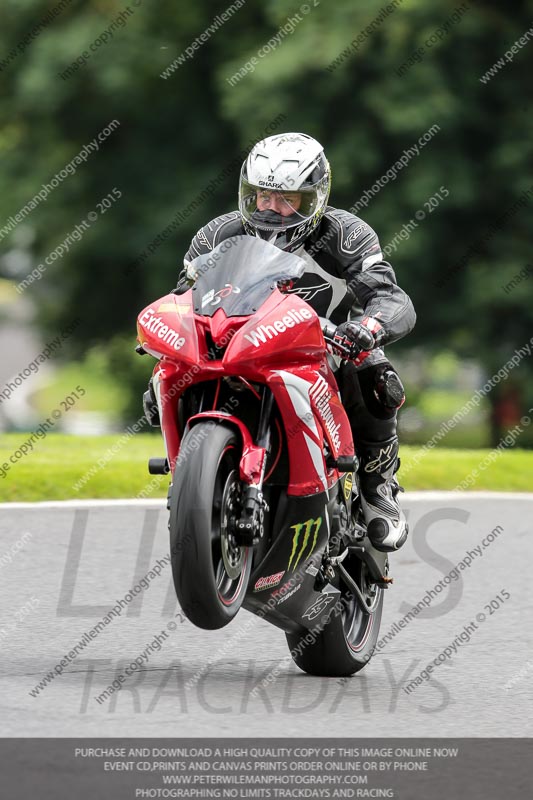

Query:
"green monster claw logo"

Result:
[[287, 517, 322, 571]]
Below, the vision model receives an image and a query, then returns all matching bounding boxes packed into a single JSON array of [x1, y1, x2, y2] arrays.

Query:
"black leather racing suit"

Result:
[[182, 206, 416, 439]]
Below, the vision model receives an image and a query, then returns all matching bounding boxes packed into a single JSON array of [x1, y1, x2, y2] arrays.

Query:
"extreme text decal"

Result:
[[140, 308, 185, 351]]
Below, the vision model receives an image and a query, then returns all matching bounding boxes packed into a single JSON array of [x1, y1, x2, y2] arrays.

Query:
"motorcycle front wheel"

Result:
[[169, 422, 252, 630]]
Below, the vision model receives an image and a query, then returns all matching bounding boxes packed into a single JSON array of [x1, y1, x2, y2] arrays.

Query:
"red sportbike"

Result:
[[136, 236, 392, 676]]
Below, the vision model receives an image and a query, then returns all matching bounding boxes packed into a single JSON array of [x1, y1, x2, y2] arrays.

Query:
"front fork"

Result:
[[235, 389, 274, 545], [182, 387, 274, 546]]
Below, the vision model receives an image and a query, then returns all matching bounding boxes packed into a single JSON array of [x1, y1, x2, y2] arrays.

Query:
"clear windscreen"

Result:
[[190, 235, 307, 317]]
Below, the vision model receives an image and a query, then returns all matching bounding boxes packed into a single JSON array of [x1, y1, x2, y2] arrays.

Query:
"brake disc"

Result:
[[220, 470, 244, 579]]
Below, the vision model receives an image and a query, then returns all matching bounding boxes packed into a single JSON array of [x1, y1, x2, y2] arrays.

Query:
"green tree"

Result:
[[1, 0, 531, 434]]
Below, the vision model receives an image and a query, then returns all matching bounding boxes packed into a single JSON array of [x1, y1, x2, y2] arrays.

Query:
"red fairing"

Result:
[[137, 292, 201, 468], [223, 291, 325, 370], [187, 412, 267, 485], [267, 366, 353, 496], [137, 287, 355, 494], [137, 292, 199, 365]]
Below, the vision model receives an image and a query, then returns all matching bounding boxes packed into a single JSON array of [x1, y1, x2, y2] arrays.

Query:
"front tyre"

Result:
[[169, 422, 252, 630]]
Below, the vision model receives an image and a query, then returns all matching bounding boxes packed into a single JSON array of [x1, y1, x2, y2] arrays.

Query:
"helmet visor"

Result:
[[239, 175, 327, 232]]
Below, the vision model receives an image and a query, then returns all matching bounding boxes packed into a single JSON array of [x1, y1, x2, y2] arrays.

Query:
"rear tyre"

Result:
[[285, 556, 384, 676], [169, 422, 252, 630]]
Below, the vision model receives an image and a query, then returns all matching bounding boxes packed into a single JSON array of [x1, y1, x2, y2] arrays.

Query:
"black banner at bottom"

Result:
[[0, 738, 529, 799]]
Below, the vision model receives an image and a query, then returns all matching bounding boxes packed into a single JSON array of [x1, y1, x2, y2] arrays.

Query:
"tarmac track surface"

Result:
[[0, 492, 531, 737]]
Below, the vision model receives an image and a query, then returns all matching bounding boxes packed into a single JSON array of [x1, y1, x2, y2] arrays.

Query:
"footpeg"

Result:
[[348, 542, 391, 586], [326, 454, 358, 472]]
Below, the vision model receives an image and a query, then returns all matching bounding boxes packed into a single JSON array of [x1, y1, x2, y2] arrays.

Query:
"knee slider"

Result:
[[375, 367, 405, 411]]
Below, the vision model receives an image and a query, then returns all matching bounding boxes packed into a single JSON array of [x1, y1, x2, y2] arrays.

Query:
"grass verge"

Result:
[[0, 434, 532, 502]]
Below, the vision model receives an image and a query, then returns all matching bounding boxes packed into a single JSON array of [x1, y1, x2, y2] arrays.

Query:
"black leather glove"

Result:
[[334, 316, 386, 357], [172, 267, 191, 295]]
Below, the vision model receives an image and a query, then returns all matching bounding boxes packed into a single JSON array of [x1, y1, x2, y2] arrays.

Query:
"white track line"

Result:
[[0, 499, 167, 510], [1, 491, 533, 510]]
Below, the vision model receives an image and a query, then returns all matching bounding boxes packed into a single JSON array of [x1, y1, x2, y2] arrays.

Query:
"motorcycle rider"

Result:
[[146, 133, 416, 552]]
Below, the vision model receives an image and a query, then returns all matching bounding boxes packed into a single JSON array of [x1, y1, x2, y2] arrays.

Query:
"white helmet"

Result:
[[239, 132, 331, 252]]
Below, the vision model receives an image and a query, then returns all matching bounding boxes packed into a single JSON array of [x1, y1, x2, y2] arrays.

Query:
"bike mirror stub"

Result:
[[148, 458, 169, 475]]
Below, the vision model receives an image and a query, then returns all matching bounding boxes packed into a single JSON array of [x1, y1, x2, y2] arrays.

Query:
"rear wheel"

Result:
[[286, 555, 384, 676], [169, 422, 252, 630]]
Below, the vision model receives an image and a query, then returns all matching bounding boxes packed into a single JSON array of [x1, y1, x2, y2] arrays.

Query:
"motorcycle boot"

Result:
[[356, 434, 408, 552]]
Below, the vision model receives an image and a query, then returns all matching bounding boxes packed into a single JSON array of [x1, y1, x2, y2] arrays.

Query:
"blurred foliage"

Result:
[[1, 0, 532, 428], [31, 344, 127, 418]]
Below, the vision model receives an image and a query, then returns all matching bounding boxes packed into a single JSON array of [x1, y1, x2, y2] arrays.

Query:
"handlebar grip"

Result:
[[322, 323, 337, 340]]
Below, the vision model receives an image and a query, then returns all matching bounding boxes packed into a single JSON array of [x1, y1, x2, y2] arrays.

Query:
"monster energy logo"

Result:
[[287, 517, 322, 571]]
